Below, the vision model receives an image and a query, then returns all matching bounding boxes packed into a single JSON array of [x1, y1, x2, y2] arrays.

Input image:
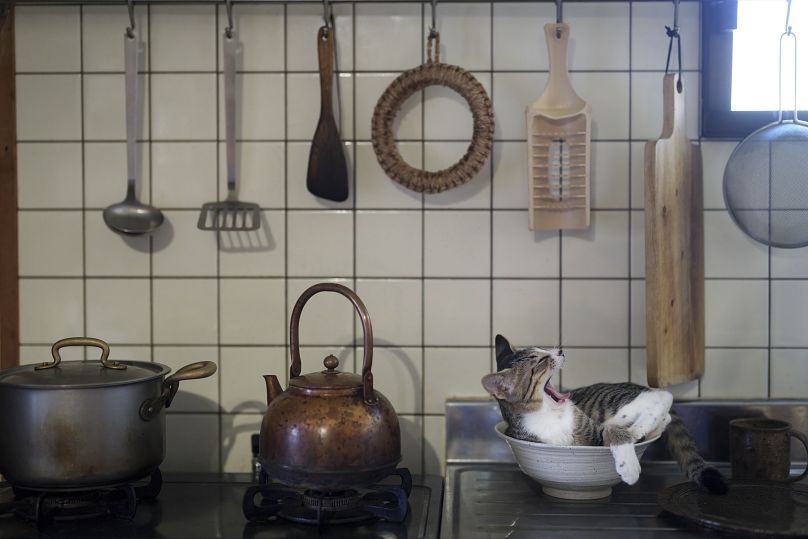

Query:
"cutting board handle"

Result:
[[534, 23, 584, 110], [659, 73, 686, 141]]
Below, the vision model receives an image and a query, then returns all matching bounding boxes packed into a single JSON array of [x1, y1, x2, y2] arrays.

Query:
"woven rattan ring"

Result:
[[371, 33, 495, 194]]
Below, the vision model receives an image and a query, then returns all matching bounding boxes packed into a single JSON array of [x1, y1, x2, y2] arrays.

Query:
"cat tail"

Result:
[[663, 412, 728, 495]]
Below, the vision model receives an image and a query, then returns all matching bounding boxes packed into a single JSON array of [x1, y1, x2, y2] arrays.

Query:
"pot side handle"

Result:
[[140, 361, 218, 421], [289, 283, 377, 406]]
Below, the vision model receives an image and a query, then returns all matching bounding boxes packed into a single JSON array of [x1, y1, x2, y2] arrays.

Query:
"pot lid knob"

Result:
[[323, 355, 339, 371]]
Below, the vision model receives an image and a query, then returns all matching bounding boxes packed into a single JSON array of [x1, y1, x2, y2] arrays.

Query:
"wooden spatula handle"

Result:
[[317, 25, 334, 116]]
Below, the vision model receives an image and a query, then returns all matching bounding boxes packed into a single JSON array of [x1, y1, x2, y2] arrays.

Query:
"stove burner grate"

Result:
[[243, 467, 412, 526], [0, 468, 162, 530]]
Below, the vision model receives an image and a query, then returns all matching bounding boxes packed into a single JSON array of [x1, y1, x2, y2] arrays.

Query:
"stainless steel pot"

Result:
[[0, 337, 216, 490]]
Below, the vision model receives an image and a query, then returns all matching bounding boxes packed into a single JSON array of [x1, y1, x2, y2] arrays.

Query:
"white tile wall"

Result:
[[82, 6, 149, 71], [85, 142, 150, 207], [16, 75, 81, 140], [153, 346, 220, 412], [559, 348, 630, 390], [17, 143, 83, 208], [13, 1, 802, 477]]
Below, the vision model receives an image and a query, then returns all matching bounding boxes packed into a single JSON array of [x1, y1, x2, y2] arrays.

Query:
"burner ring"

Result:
[[302, 490, 361, 511]]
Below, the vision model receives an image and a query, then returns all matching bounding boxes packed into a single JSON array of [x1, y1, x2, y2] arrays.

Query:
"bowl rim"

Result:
[[495, 421, 661, 450]]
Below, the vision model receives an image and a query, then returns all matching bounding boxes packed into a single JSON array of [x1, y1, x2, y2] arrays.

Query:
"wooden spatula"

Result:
[[526, 23, 591, 230], [306, 25, 348, 202]]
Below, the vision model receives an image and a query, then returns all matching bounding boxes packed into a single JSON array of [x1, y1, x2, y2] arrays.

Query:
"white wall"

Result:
[[13, 1, 807, 476]]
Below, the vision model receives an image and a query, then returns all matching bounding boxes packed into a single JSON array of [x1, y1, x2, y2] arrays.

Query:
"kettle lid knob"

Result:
[[323, 355, 339, 371]]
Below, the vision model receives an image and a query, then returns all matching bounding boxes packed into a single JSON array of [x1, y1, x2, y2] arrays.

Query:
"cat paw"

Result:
[[617, 458, 641, 485], [611, 444, 641, 485]]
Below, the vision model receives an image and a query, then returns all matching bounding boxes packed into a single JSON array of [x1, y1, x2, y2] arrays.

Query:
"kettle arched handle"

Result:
[[289, 283, 377, 405]]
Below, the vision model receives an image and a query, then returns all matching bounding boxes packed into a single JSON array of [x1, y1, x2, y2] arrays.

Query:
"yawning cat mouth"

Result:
[[544, 380, 571, 403]]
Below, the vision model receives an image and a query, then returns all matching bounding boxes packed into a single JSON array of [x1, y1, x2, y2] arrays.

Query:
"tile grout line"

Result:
[[147, 5, 155, 376], [418, 0, 427, 477], [488, 0, 494, 382], [627, 0, 633, 385], [350, 1, 358, 378], [213, 4, 224, 474], [16, 136, 715, 144], [80, 5, 87, 357], [17, 68, 705, 76], [16, 342, 803, 351], [282, 2, 289, 391], [28, 274, 801, 281], [15, 205, 759, 212]]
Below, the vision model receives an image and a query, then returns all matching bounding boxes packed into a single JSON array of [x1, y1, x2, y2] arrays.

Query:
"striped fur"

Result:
[[483, 335, 727, 494]]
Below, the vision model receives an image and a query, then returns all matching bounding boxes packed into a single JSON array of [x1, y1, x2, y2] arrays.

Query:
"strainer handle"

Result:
[[778, 5, 798, 123]]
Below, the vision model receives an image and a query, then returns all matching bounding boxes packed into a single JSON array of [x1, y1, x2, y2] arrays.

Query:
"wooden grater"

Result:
[[527, 23, 591, 230]]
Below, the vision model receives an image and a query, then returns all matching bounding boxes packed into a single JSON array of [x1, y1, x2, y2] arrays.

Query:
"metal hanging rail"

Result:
[[2, 0, 690, 6]]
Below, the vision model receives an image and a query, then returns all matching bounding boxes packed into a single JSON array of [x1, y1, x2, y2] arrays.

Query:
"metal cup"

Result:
[[729, 418, 808, 482]]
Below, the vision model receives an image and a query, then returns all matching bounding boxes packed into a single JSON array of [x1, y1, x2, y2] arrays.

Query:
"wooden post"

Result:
[[0, 7, 18, 370]]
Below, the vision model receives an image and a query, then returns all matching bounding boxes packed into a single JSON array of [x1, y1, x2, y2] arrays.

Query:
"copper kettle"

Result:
[[260, 283, 401, 489]]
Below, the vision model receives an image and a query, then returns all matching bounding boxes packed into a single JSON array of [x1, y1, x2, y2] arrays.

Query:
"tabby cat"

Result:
[[482, 335, 726, 494]]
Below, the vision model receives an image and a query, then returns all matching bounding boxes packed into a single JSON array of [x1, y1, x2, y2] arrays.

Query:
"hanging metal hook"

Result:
[[428, 0, 438, 39], [126, 0, 136, 38], [664, 0, 682, 86], [322, 0, 333, 28], [225, 0, 234, 38]]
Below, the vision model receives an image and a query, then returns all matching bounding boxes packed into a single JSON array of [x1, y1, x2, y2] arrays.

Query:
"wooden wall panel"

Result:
[[0, 7, 18, 370]]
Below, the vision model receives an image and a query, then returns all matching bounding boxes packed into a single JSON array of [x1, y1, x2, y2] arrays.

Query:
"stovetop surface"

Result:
[[441, 462, 729, 539], [0, 473, 443, 539]]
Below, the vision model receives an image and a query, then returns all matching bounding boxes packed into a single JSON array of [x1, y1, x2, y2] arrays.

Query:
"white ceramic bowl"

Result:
[[495, 421, 660, 500]]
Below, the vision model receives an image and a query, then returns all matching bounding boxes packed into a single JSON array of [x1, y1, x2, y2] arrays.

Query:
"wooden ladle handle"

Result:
[[289, 283, 377, 405]]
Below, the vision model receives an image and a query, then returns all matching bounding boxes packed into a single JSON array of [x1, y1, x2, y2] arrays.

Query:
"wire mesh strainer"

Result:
[[723, 1, 808, 249]]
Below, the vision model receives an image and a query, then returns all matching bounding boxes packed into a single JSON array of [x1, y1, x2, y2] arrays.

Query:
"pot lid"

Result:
[[0, 360, 170, 389], [289, 355, 363, 390]]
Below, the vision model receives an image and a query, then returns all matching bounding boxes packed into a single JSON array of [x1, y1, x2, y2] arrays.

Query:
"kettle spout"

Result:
[[263, 375, 283, 405]]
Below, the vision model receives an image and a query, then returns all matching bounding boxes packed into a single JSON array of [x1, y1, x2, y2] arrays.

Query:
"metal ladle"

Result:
[[104, 22, 163, 236]]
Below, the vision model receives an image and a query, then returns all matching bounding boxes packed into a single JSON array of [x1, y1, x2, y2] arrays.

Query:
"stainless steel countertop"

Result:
[[441, 462, 806, 538], [441, 399, 808, 538]]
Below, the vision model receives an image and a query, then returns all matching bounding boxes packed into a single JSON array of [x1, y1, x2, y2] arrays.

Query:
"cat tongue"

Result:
[[544, 381, 571, 403]]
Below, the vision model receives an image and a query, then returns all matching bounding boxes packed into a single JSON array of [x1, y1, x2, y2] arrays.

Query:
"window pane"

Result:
[[732, 0, 808, 112]]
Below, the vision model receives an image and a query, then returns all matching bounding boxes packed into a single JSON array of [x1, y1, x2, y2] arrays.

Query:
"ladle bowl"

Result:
[[103, 192, 164, 236]]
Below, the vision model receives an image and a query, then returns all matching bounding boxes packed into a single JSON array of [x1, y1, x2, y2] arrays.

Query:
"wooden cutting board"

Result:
[[644, 74, 704, 387]]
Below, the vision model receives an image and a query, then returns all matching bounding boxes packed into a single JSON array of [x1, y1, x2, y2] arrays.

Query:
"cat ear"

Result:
[[482, 371, 512, 400], [495, 335, 515, 370]]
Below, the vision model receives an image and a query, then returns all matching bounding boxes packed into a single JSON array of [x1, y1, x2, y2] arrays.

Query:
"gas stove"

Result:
[[243, 467, 413, 526], [0, 473, 443, 539], [0, 471, 442, 538], [0, 469, 162, 529]]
